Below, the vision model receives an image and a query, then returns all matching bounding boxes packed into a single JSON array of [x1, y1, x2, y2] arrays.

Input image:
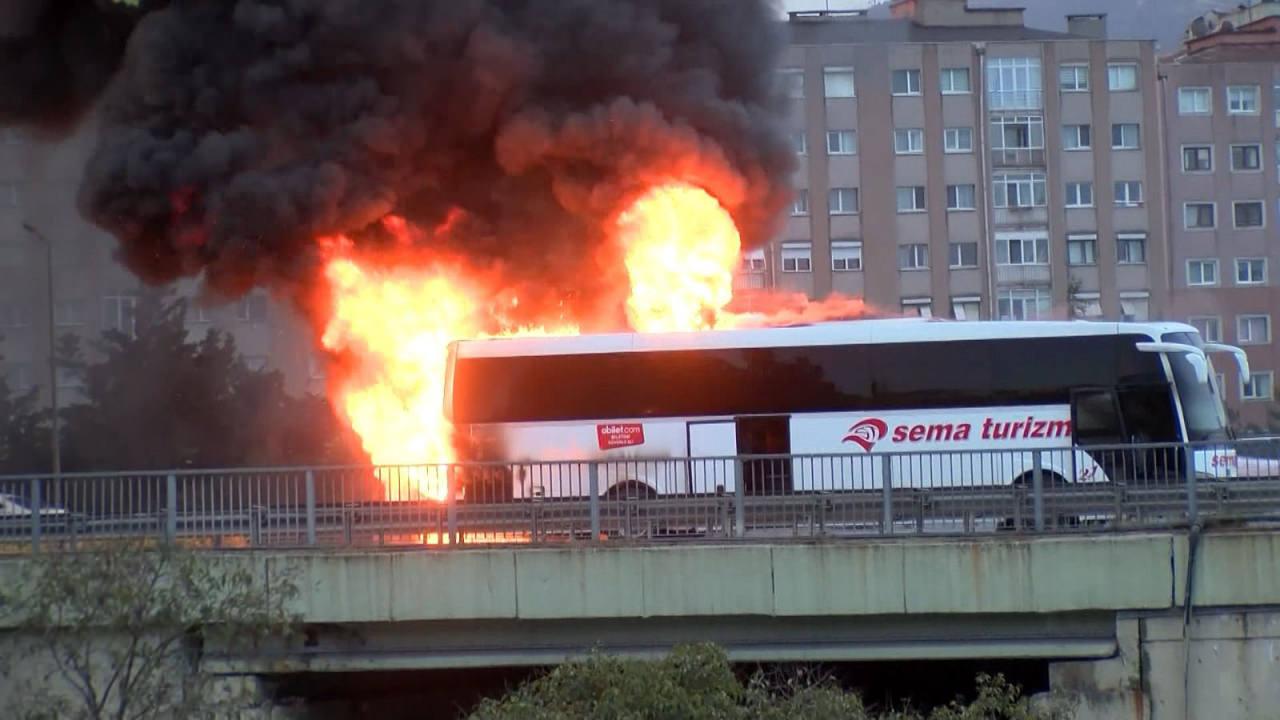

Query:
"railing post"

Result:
[[881, 454, 893, 535], [588, 463, 601, 541], [1032, 452, 1045, 532], [30, 475, 42, 552], [446, 464, 459, 545], [733, 457, 745, 538], [165, 473, 177, 545], [1184, 444, 1198, 523], [304, 470, 317, 546]]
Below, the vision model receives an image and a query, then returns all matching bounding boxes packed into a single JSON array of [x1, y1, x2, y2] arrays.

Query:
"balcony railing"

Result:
[[990, 148, 1046, 168]]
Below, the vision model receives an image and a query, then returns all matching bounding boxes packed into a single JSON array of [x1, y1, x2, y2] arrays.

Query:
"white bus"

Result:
[[444, 319, 1248, 500]]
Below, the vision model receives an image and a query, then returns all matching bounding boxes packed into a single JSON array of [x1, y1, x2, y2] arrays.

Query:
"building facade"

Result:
[[0, 117, 324, 409], [747, 0, 1168, 325], [1162, 14, 1280, 427]]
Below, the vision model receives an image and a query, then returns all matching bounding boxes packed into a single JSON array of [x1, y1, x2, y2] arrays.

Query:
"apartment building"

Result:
[[0, 116, 323, 408], [1163, 14, 1280, 426], [746, 0, 1167, 325]]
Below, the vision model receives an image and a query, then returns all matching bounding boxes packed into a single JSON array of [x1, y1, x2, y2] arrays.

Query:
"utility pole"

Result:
[[22, 224, 61, 481]]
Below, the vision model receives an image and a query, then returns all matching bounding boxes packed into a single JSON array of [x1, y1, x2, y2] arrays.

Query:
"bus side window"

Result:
[[1116, 385, 1179, 443], [1071, 389, 1124, 445]]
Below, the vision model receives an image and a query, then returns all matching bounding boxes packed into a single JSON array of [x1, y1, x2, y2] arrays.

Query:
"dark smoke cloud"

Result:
[[0, 0, 160, 132], [74, 0, 794, 325]]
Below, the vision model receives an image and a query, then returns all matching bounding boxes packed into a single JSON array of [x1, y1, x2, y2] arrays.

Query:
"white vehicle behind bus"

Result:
[[444, 319, 1246, 501]]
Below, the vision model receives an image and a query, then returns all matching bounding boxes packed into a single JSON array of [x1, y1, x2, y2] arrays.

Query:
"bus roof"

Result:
[[455, 319, 1198, 359]]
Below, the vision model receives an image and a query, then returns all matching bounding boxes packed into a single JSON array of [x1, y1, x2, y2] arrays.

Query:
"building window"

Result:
[[898, 244, 929, 270], [997, 288, 1051, 320], [894, 128, 924, 154], [1242, 371, 1275, 401], [102, 294, 138, 337], [4, 363, 32, 392], [829, 187, 859, 215], [1177, 87, 1211, 115], [1188, 316, 1222, 343], [987, 57, 1042, 110], [1182, 145, 1212, 172], [996, 233, 1049, 266], [903, 300, 934, 319], [791, 189, 809, 216], [831, 241, 862, 272], [940, 67, 970, 94], [1114, 181, 1143, 207], [1184, 202, 1216, 229], [0, 300, 30, 329], [1236, 258, 1267, 285], [891, 69, 921, 96], [781, 243, 812, 273], [826, 130, 856, 155], [951, 297, 981, 320], [308, 354, 327, 381], [949, 242, 978, 268], [1227, 85, 1259, 115], [946, 184, 975, 211], [992, 172, 1046, 208], [896, 186, 926, 213], [1058, 64, 1089, 92], [823, 67, 856, 98], [1116, 234, 1147, 265], [779, 69, 804, 99], [1186, 259, 1219, 287], [1120, 294, 1150, 322], [1061, 124, 1091, 150], [1231, 143, 1262, 172], [1276, 84, 1280, 126], [1234, 201, 1265, 228], [1071, 293, 1103, 320], [943, 127, 973, 153], [238, 292, 269, 323], [1065, 182, 1094, 208], [1066, 234, 1097, 266], [902, 298, 933, 318], [0, 182, 18, 209], [741, 248, 766, 273], [1, 129, 25, 145], [1238, 314, 1271, 344], [54, 299, 86, 327], [790, 132, 807, 156], [990, 114, 1045, 151], [1111, 123, 1140, 149], [1107, 63, 1138, 91]]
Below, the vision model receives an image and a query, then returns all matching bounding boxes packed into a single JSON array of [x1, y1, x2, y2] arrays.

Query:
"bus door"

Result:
[[1071, 386, 1181, 483], [687, 421, 737, 494], [735, 416, 792, 495]]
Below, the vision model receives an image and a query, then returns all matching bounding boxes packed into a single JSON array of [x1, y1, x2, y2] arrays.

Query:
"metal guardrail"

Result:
[[2, 438, 1280, 553]]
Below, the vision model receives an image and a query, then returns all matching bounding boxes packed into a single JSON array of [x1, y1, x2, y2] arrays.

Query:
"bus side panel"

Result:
[[790, 405, 1075, 489], [472, 419, 695, 498]]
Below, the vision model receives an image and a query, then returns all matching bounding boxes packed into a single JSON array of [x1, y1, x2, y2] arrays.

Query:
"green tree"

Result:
[[0, 338, 50, 475], [0, 542, 298, 720], [59, 289, 361, 472]]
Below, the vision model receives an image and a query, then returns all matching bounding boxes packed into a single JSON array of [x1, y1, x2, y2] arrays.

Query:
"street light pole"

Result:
[[22, 223, 60, 480]]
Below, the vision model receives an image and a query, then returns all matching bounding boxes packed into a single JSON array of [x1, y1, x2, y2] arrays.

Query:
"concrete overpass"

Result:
[[3, 529, 1278, 718]]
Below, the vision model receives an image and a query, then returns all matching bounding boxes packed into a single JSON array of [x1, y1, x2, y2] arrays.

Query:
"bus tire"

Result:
[[602, 481, 657, 501], [1002, 471, 1069, 530]]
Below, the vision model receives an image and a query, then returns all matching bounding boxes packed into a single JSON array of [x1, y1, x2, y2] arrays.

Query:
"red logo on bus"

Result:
[[842, 418, 888, 452], [598, 423, 645, 450]]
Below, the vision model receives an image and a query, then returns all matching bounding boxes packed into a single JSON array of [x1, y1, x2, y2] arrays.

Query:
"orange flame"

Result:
[[317, 181, 872, 500]]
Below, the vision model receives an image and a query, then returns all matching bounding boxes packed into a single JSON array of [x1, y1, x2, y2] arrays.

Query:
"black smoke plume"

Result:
[[72, 0, 794, 326], [0, 0, 161, 132]]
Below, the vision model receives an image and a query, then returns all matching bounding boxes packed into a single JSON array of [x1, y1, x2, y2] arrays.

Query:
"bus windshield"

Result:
[[1162, 331, 1229, 441]]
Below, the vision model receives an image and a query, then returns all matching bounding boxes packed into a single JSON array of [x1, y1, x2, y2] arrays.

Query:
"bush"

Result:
[[469, 644, 1070, 720]]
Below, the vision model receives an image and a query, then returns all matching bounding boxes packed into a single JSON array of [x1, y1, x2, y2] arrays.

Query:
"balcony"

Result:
[[987, 90, 1043, 111], [990, 148, 1045, 168]]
